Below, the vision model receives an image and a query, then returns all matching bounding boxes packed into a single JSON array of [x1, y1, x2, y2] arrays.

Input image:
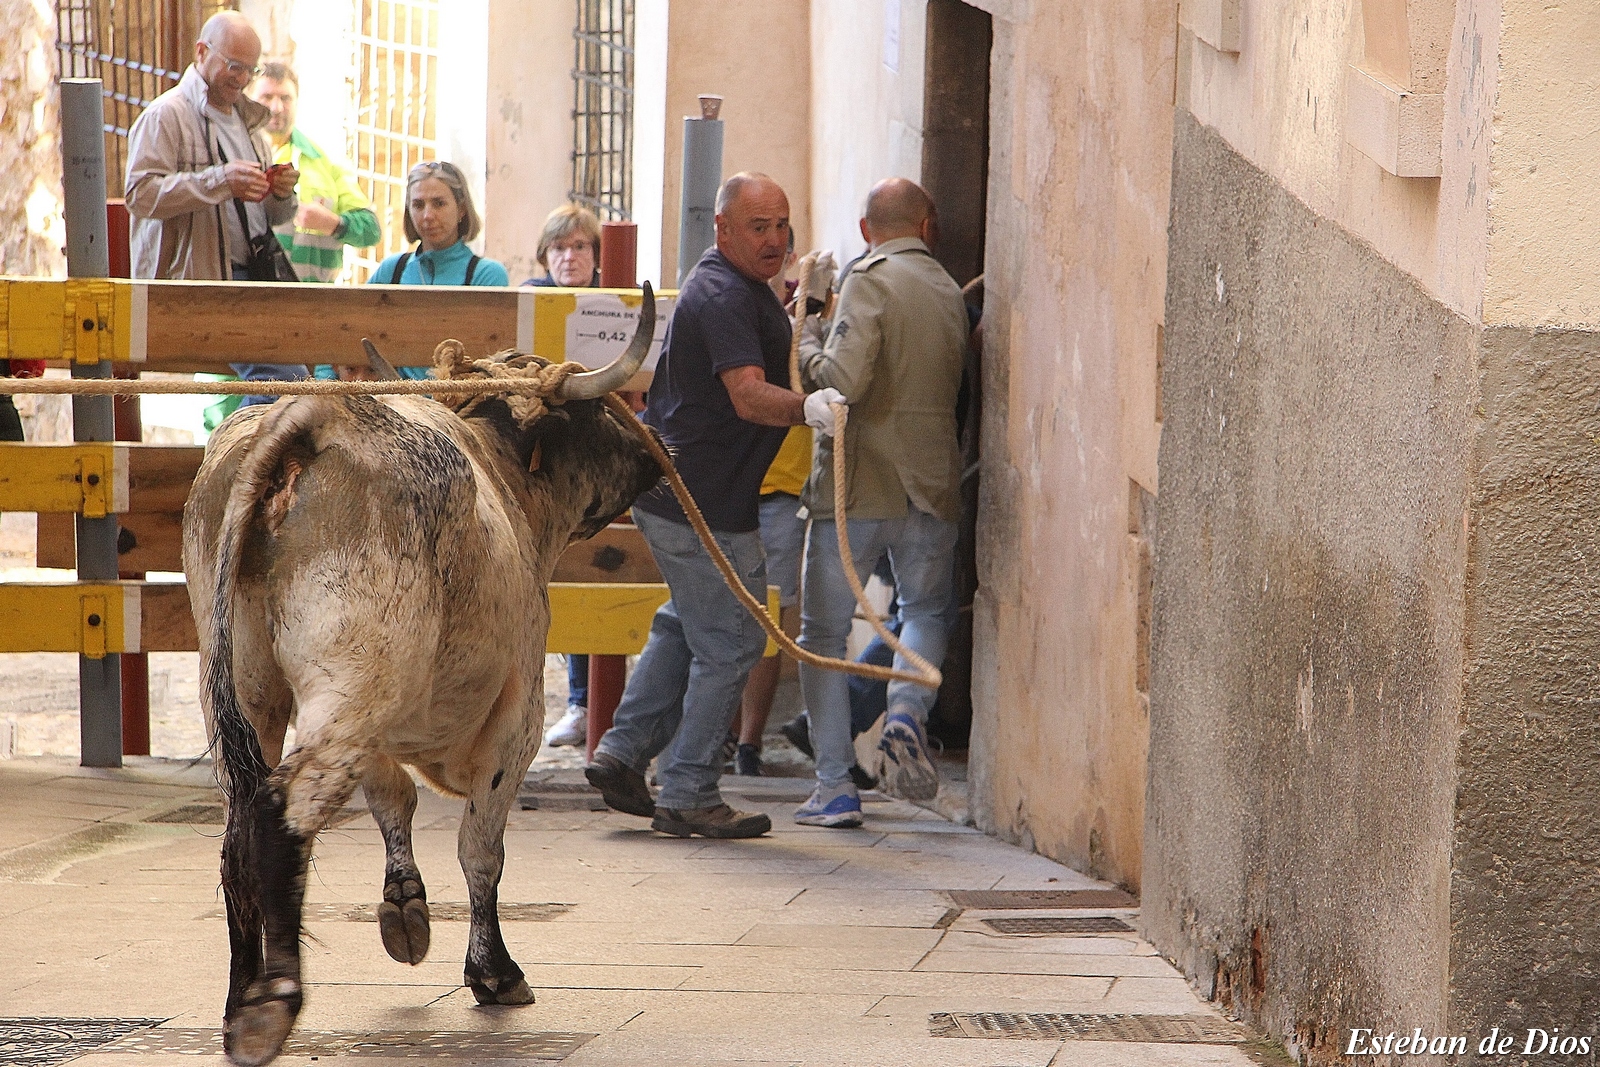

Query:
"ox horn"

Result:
[[555, 280, 655, 400]]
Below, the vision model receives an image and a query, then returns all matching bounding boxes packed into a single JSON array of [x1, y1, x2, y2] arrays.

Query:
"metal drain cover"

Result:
[[983, 916, 1133, 934], [0, 1018, 163, 1065], [930, 1012, 1244, 1043], [945, 888, 1138, 909], [100, 1027, 594, 1059]]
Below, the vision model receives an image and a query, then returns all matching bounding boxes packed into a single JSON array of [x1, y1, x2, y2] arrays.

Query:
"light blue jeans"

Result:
[[798, 508, 958, 792], [595, 508, 769, 811]]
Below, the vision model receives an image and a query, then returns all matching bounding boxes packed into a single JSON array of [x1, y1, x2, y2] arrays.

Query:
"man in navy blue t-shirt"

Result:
[[586, 173, 844, 838]]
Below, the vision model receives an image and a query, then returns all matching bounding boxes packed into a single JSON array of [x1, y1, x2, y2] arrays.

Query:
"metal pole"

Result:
[[61, 78, 123, 768], [677, 95, 723, 286]]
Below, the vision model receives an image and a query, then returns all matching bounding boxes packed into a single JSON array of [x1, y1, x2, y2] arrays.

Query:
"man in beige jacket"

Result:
[[125, 11, 305, 399], [794, 178, 968, 822]]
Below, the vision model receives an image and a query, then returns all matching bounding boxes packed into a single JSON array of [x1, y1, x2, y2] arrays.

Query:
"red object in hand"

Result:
[[7, 360, 46, 378]]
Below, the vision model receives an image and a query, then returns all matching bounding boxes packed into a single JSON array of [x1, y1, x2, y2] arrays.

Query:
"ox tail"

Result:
[[205, 400, 325, 890]]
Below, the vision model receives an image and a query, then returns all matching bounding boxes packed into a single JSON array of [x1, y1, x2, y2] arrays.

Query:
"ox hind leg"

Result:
[[224, 744, 361, 1067], [361, 754, 430, 964], [457, 737, 539, 1005]]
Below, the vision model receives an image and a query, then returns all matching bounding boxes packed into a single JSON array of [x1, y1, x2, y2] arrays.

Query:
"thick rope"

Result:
[[608, 393, 938, 689], [0, 376, 562, 399], [788, 250, 818, 393]]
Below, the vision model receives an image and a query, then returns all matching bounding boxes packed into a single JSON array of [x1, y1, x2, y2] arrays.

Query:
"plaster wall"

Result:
[[1481, 0, 1600, 326], [807, 0, 927, 266], [965, 0, 1175, 890], [0, 0, 65, 281], [1179, 0, 1497, 323], [656, 0, 811, 282], [482, 0, 576, 282], [1146, 112, 1475, 1059]]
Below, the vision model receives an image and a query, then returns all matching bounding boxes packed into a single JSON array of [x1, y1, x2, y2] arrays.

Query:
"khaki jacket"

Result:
[[799, 237, 967, 522], [125, 66, 295, 280]]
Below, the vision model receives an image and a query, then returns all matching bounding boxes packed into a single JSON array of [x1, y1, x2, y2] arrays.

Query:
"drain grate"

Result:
[[100, 1027, 594, 1059], [198, 901, 572, 922], [945, 888, 1138, 909], [930, 1012, 1244, 1043], [145, 804, 364, 827], [0, 1018, 162, 1065], [982, 916, 1133, 934]]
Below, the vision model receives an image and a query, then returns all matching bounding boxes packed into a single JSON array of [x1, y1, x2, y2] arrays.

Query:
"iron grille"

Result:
[[571, 0, 633, 220], [945, 888, 1139, 909], [349, 0, 441, 281], [929, 1013, 1246, 1043], [54, 0, 237, 199], [981, 916, 1135, 934]]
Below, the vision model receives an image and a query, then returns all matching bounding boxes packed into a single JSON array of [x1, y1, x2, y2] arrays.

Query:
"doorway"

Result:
[[921, 0, 991, 749]]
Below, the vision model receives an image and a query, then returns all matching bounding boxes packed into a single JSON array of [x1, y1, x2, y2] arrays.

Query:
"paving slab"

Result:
[[0, 756, 1274, 1066]]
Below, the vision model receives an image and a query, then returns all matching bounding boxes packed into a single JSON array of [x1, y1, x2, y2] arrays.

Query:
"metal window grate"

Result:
[[571, 0, 633, 221], [349, 0, 441, 281], [0, 1018, 163, 1066], [54, 0, 237, 199]]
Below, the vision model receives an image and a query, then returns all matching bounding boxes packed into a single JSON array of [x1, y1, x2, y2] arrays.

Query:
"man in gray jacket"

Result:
[[125, 10, 306, 399], [795, 178, 968, 824]]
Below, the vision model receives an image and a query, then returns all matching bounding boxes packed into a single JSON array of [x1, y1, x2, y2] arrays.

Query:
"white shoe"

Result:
[[544, 705, 588, 747]]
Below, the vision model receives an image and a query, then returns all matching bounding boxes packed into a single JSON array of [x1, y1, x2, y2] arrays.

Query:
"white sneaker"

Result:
[[544, 705, 588, 747]]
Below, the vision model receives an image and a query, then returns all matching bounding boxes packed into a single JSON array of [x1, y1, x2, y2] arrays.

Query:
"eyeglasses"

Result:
[[409, 160, 463, 180], [202, 43, 261, 78]]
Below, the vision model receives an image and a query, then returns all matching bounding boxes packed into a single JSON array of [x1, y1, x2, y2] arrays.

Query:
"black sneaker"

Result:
[[584, 753, 656, 817], [651, 803, 772, 839], [735, 743, 762, 776], [849, 762, 878, 791], [778, 714, 814, 759]]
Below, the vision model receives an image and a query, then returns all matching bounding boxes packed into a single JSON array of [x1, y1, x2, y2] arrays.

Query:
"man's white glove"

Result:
[[809, 249, 838, 299], [803, 387, 846, 436]]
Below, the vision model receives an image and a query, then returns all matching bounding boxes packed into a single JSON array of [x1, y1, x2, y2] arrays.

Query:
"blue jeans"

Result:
[[798, 508, 958, 792], [595, 508, 769, 810], [567, 654, 589, 708], [230, 264, 309, 406]]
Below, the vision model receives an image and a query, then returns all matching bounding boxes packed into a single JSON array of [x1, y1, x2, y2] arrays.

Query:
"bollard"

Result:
[[677, 94, 723, 285], [600, 220, 638, 288], [61, 79, 122, 767]]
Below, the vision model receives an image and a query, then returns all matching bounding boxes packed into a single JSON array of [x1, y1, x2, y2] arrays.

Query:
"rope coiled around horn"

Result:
[[430, 339, 583, 428]]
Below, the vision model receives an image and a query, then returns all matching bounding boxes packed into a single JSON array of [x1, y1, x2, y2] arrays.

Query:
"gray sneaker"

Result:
[[878, 710, 939, 801], [651, 803, 772, 839]]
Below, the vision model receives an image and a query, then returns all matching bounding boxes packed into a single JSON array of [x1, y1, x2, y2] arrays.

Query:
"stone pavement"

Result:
[[0, 757, 1281, 1067]]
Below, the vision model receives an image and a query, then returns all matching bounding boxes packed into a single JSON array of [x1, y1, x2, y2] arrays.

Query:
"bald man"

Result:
[[586, 172, 843, 840], [793, 178, 968, 823], [126, 11, 308, 400]]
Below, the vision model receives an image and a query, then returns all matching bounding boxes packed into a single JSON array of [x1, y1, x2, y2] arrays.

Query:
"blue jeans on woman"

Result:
[[798, 508, 958, 793], [593, 508, 769, 811]]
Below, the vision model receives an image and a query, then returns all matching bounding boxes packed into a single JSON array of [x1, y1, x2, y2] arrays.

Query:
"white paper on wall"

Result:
[[563, 293, 672, 373]]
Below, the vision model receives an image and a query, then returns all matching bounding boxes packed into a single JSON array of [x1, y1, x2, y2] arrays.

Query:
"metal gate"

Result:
[[54, 0, 237, 199], [571, 0, 633, 220]]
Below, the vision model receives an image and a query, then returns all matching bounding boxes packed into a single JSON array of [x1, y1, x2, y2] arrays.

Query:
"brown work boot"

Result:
[[584, 753, 656, 817], [651, 803, 772, 839]]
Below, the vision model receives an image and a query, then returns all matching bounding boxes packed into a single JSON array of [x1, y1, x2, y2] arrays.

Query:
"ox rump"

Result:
[[181, 290, 662, 1067]]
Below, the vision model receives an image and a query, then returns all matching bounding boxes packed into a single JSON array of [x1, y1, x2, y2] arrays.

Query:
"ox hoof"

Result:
[[468, 974, 536, 1006], [378, 897, 431, 965], [223, 977, 302, 1067]]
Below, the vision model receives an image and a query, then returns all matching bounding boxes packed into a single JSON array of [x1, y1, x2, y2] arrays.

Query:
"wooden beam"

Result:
[[0, 443, 126, 516], [36, 511, 184, 572], [551, 524, 663, 584], [140, 581, 197, 652]]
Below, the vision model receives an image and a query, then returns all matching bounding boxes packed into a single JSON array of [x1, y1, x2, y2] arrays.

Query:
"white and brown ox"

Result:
[[182, 292, 661, 1067]]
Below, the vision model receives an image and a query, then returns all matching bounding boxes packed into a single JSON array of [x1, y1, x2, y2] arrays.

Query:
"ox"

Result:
[[182, 294, 661, 1067]]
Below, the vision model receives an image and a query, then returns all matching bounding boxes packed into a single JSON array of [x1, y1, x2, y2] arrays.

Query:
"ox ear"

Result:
[[360, 339, 404, 381], [555, 280, 655, 400]]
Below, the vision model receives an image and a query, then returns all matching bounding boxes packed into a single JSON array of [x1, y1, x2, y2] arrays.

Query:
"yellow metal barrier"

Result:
[[0, 582, 141, 656], [0, 580, 779, 658], [0, 278, 138, 364], [0, 442, 128, 516]]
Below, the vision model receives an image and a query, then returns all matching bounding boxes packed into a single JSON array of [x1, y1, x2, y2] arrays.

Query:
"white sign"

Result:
[[564, 293, 672, 373], [883, 0, 901, 72]]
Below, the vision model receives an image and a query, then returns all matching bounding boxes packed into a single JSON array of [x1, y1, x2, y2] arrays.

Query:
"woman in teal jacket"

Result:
[[319, 160, 508, 381]]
